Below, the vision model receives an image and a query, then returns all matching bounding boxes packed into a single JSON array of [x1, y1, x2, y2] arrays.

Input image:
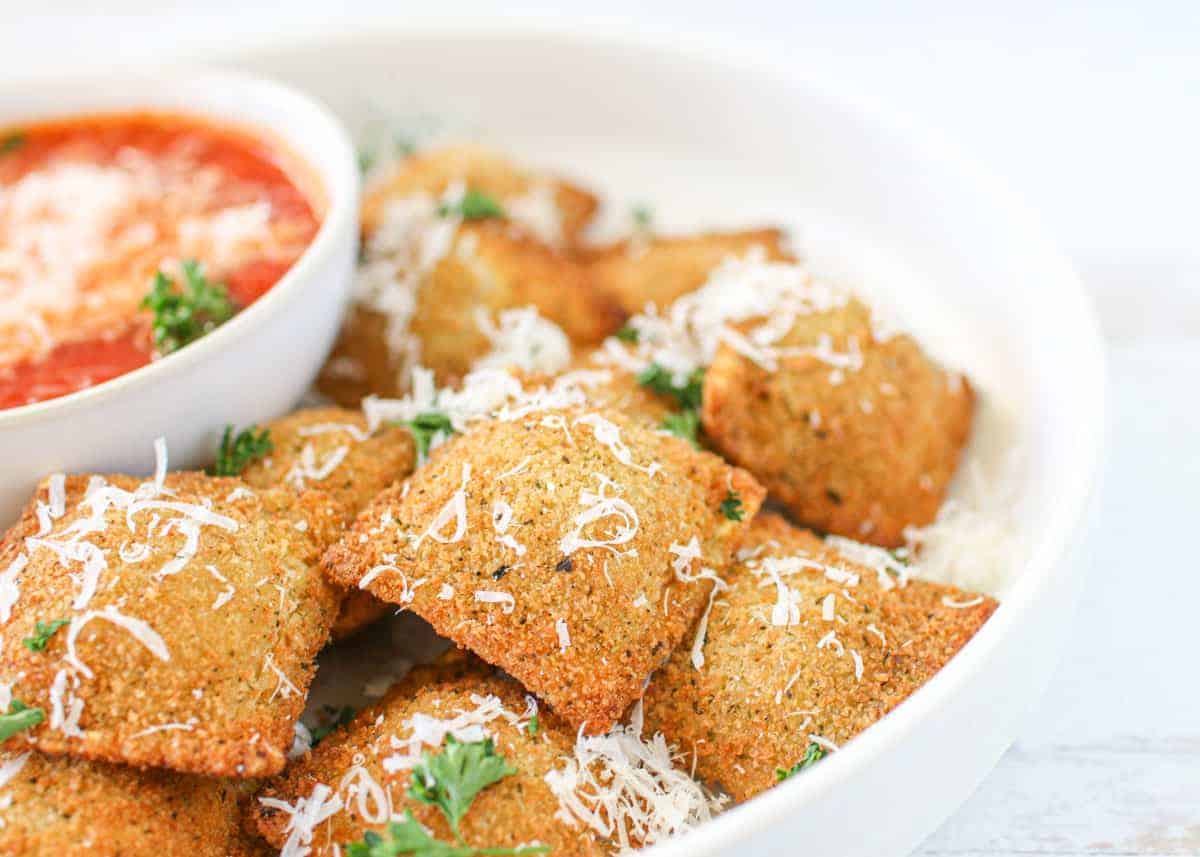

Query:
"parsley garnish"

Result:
[[209, 424, 273, 477], [615, 325, 639, 344], [660, 410, 700, 447], [637, 364, 705, 411], [631, 204, 654, 233], [403, 411, 456, 461], [23, 618, 69, 652], [410, 735, 516, 840], [720, 491, 745, 521], [0, 132, 25, 157], [0, 699, 44, 741], [310, 705, 356, 745], [776, 742, 827, 781], [526, 713, 539, 737], [141, 260, 236, 355], [439, 189, 505, 221], [358, 133, 416, 175], [345, 811, 548, 857]]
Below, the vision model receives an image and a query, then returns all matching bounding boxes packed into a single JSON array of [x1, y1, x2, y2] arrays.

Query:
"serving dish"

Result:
[[0, 69, 359, 524], [220, 24, 1105, 856]]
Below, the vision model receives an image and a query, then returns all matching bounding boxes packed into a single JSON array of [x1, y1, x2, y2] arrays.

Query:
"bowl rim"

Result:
[[211, 20, 1108, 852], [0, 67, 359, 427]]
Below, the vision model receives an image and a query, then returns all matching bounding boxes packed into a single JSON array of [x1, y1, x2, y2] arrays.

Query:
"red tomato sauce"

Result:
[[0, 112, 322, 410]]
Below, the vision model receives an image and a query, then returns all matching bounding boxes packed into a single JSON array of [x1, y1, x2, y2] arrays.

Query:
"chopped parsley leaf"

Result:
[[720, 491, 745, 521], [526, 712, 539, 737], [403, 411, 456, 461], [776, 742, 827, 781], [660, 409, 700, 447], [409, 735, 516, 840], [141, 260, 236, 355], [631, 203, 654, 232], [0, 132, 25, 157], [23, 618, 69, 652], [438, 189, 505, 221], [615, 325, 639, 344], [345, 810, 549, 857], [209, 425, 273, 477], [310, 705, 356, 745], [637, 363, 705, 411], [0, 699, 44, 741]]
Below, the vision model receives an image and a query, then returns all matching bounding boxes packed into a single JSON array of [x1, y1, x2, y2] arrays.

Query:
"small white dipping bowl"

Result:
[[0, 70, 359, 525]]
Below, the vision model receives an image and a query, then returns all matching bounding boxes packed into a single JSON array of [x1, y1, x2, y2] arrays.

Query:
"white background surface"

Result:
[[3, 3, 1197, 855]]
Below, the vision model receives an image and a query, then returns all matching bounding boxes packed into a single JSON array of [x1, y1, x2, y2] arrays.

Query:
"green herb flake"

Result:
[[23, 618, 69, 652], [776, 742, 827, 781], [345, 810, 549, 857], [526, 712, 539, 737], [614, 325, 640, 344], [438, 189, 505, 222], [719, 491, 745, 521], [403, 411, 456, 461], [0, 699, 45, 742], [310, 705, 356, 746], [141, 260, 236, 356], [209, 425, 273, 477], [409, 735, 517, 840], [660, 409, 700, 447], [631, 204, 654, 232], [0, 132, 26, 157], [637, 363, 705, 411]]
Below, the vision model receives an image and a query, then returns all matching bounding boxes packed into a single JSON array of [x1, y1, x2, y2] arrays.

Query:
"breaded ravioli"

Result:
[[702, 297, 974, 546], [319, 222, 623, 406], [322, 408, 764, 733], [0, 471, 342, 777], [246, 660, 609, 857], [240, 408, 417, 639], [584, 229, 793, 314], [361, 144, 599, 246], [641, 514, 997, 802], [0, 749, 249, 857]]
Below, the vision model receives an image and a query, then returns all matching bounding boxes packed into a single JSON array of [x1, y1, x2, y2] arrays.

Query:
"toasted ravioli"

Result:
[[0, 472, 342, 777], [641, 514, 997, 802], [0, 749, 249, 857], [702, 298, 974, 546], [585, 229, 793, 314], [240, 408, 416, 639], [246, 661, 609, 857], [362, 144, 599, 246], [323, 408, 764, 733], [319, 222, 623, 406], [240, 408, 415, 520]]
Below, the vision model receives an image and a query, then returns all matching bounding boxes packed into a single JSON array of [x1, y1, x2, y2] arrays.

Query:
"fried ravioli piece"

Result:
[[240, 408, 417, 639], [323, 408, 764, 733], [702, 298, 974, 547], [641, 514, 997, 802], [0, 749, 252, 857], [584, 229, 793, 314], [318, 223, 623, 406], [246, 661, 609, 857], [362, 144, 600, 246], [0, 472, 342, 777]]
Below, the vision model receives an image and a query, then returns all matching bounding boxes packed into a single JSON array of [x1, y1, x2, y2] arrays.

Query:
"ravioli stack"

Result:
[[0, 146, 997, 856]]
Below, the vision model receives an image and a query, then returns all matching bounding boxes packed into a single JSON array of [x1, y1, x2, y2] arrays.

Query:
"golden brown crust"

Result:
[[583, 229, 793, 315], [322, 409, 764, 733], [240, 407, 416, 640], [0, 748, 250, 857], [641, 514, 997, 802], [361, 144, 600, 246], [246, 661, 609, 857], [0, 473, 342, 778], [701, 299, 975, 546], [318, 223, 625, 405]]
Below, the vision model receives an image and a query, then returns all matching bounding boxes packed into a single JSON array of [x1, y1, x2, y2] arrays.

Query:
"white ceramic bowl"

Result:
[[0, 70, 359, 525], [227, 24, 1106, 857]]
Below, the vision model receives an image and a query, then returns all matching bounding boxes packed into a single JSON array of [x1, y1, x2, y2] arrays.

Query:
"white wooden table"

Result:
[[5, 5, 1198, 854]]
